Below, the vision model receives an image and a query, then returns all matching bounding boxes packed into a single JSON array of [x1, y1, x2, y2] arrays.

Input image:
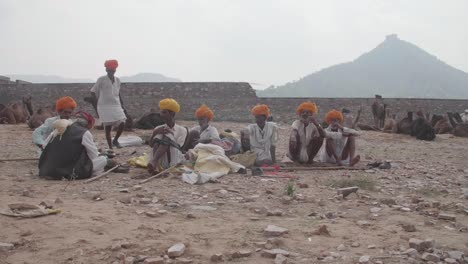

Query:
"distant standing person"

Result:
[[91, 59, 127, 150]]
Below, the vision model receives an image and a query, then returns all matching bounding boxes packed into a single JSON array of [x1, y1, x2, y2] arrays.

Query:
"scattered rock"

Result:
[[119, 188, 130, 193], [274, 254, 287, 264], [444, 258, 458, 263], [402, 248, 418, 258], [337, 186, 359, 198], [176, 258, 193, 264], [0, 242, 14, 251], [267, 210, 284, 216], [39, 201, 53, 209], [312, 225, 330, 236], [54, 197, 63, 204], [367, 245, 376, 249], [447, 251, 464, 261], [297, 183, 309, 188], [402, 224, 417, 232], [370, 207, 381, 213], [190, 205, 216, 211], [421, 252, 440, 262], [139, 198, 152, 204], [210, 254, 223, 262], [125, 256, 136, 264], [145, 211, 159, 218], [438, 213, 456, 221], [133, 185, 142, 191], [186, 213, 196, 219], [351, 242, 360, 248], [400, 207, 411, 212], [143, 257, 165, 264], [231, 250, 252, 258], [168, 243, 186, 258], [281, 196, 293, 205], [264, 225, 289, 237], [409, 238, 434, 252], [379, 198, 396, 205], [119, 196, 132, 204], [337, 244, 346, 251], [359, 255, 370, 263], [261, 249, 290, 258]]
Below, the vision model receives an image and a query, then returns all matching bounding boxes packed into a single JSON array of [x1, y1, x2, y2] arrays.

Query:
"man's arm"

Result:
[[32, 117, 55, 148], [310, 117, 326, 138], [82, 131, 99, 160]]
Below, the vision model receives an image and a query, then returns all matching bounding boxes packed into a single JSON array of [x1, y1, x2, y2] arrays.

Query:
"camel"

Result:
[[134, 109, 165, 129], [410, 111, 435, 141], [431, 114, 453, 134], [383, 110, 398, 133], [28, 105, 55, 129], [10, 96, 32, 123], [0, 104, 17, 124], [371, 95, 386, 129], [397, 112, 413, 135], [447, 112, 468, 138]]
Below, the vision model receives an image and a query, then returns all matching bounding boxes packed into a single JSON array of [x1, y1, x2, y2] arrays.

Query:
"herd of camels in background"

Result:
[[0, 94, 467, 140]]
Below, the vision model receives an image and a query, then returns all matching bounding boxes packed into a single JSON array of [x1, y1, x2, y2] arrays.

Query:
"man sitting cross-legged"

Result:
[[242, 104, 278, 166], [318, 109, 361, 166], [287, 102, 325, 164], [147, 98, 190, 174]]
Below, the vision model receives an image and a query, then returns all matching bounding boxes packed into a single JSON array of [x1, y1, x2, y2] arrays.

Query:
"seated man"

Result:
[[38, 111, 109, 180], [189, 104, 220, 146], [33, 96, 76, 152], [288, 102, 325, 164], [462, 109, 468, 123], [148, 98, 189, 174], [242, 104, 278, 166], [318, 110, 361, 166]]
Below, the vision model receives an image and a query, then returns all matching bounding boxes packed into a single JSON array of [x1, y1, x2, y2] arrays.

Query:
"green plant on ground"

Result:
[[285, 181, 296, 197], [328, 176, 376, 191]]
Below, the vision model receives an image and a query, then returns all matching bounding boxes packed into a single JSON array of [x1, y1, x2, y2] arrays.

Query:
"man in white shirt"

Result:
[[288, 102, 325, 164], [243, 104, 278, 166], [461, 109, 468, 123], [190, 104, 220, 144], [148, 98, 189, 174], [318, 110, 361, 166], [90, 59, 127, 150]]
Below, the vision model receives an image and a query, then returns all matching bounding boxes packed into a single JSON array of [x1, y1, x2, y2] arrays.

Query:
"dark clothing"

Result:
[[39, 123, 93, 180]]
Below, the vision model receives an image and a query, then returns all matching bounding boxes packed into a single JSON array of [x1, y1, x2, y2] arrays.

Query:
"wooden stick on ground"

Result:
[[279, 166, 365, 171], [84, 165, 121, 183], [139, 165, 178, 184], [0, 158, 39, 162]]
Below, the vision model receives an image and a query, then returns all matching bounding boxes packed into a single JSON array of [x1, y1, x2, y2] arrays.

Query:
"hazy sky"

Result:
[[1, 0, 467, 88]]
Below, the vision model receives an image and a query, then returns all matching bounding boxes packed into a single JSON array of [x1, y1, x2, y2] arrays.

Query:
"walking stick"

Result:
[[84, 165, 121, 183], [139, 164, 178, 184]]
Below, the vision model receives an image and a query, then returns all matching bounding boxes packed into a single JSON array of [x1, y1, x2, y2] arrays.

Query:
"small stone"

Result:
[[400, 207, 411, 212], [158, 210, 168, 215], [166, 202, 180, 208], [359, 255, 370, 263], [402, 248, 418, 258], [421, 252, 440, 262], [119, 196, 132, 204], [39, 201, 53, 209], [139, 198, 152, 204], [20, 230, 32, 237], [0, 242, 14, 251], [444, 258, 457, 263], [231, 250, 252, 258], [264, 225, 289, 237], [351, 242, 360, 248], [119, 188, 130, 193], [367, 245, 376, 249], [176, 258, 193, 264], [111, 243, 122, 251], [168, 243, 186, 257], [357, 220, 371, 227], [337, 244, 346, 251], [318, 199, 326, 206], [337, 186, 359, 198], [54, 198, 63, 204], [424, 220, 435, 226], [370, 207, 381, 213], [144, 257, 165, 264], [402, 224, 417, 232], [409, 238, 434, 252], [190, 205, 216, 211], [275, 254, 288, 264], [281, 196, 293, 205], [447, 251, 464, 261], [210, 254, 223, 262], [379, 198, 396, 205], [186, 213, 196, 219], [133, 185, 142, 191], [267, 210, 284, 216], [297, 183, 308, 188], [438, 213, 456, 221], [261, 249, 290, 258], [125, 256, 136, 264], [145, 211, 159, 218], [120, 241, 133, 249]]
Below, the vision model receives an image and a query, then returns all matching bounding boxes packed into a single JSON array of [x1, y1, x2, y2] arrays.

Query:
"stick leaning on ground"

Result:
[[84, 165, 121, 183], [139, 164, 178, 184], [0, 158, 39, 162]]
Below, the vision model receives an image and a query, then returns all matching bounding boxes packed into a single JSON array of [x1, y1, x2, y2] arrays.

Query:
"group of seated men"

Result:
[[33, 96, 360, 180]]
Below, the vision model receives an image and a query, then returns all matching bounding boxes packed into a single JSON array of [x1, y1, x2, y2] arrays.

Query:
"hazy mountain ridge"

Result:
[[6, 72, 181, 83], [258, 34, 468, 98]]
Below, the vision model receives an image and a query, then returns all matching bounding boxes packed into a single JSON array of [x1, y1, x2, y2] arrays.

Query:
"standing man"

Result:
[[91, 59, 127, 150]]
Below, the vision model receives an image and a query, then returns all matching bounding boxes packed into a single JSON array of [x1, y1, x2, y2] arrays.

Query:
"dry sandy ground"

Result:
[[0, 121, 467, 264]]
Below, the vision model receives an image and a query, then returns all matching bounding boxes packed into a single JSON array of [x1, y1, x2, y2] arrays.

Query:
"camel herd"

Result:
[[0, 96, 55, 129], [358, 95, 468, 140]]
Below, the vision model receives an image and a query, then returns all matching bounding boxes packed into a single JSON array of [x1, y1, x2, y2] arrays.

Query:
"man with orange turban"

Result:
[[242, 104, 278, 166], [318, 109, 361, 166], [287, 102, 326, 164], [148, 98, 189, 174], [190, 104, 220, 144], [33, 96, 77, 150], [90, 59, 128, 151]]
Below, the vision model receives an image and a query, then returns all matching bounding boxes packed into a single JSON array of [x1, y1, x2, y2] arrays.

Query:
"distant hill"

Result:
[[120, 72, 181, 82], [258, 34, 468, 98], [7, 75, 94, 83], [6, 72, 181, 83]]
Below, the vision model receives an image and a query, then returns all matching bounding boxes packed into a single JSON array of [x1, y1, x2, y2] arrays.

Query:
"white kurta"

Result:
[[91, 75, 126, 124], [44, 130, 107, 175], [462, 112, 468, 122], [191, 125, 220, 141], [318, 127, 359, 164], [289, 120, 319, 163], [247, 122, 278, 161], [152, 123, 188, 168]]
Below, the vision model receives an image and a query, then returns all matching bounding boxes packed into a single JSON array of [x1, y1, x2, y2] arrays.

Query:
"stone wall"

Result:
[[1, 82, 467, 124]]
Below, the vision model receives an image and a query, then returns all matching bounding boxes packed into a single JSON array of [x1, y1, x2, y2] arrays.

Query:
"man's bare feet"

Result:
[[350, 155, 361, 167]]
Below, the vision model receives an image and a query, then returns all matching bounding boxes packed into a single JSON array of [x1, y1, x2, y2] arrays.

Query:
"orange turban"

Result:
[[325, 109, 344, 124], [251, 104, 270, 117], [159, 98, 180, 113], [104, 59, 119, 70], [56, 96, 77, 112], [297, 102, 318, 115], [195, 104, 214, 120]]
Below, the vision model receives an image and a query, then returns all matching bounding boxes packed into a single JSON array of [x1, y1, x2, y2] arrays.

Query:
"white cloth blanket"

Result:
[[182, 143, 245, 184]]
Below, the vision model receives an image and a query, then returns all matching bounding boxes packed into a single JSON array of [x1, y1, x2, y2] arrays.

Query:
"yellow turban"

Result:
[[251, 104, 270, 117], [195, 104, 214, 120], [159, 98, 180, 113], [56, 96, 77, 112], [297, 102, 318, 115], [325, 109, 344, 124]]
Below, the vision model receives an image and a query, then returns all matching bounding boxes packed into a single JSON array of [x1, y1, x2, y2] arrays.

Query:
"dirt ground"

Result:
[[0, 121, 467, 264]]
